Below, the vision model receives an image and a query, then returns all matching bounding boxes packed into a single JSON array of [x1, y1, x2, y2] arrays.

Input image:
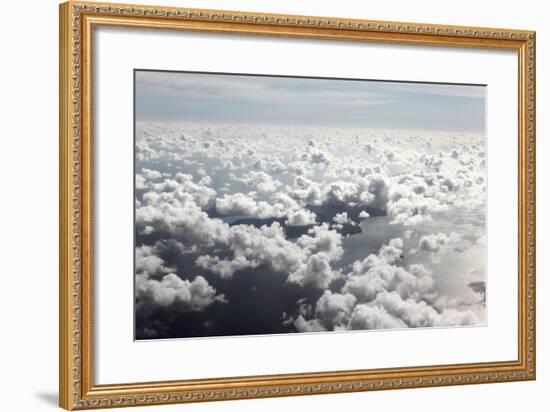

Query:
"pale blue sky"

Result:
[[135, 70, 486, 132]]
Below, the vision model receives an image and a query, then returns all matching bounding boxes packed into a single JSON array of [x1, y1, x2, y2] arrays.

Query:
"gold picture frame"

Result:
[[59, 1, 536, 409]]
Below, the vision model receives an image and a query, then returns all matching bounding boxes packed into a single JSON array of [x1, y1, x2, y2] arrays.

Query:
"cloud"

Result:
[[137, 273, 226, 311], [296, 224, 344, 260], [288, 175, 323, 206], [224, 222, 343, 287], [315, 290, 357, 327], [348, 304, 407, 330], [141, 174, 216, 209], [294, 315, 326, 332], [294, 290, 356, 331], [290, 238, 478, 331], [142, 168, 163, 180], [243, 171, 282, 193], [215, 193, 284, 218], [301, 146, 332, 165], [387, 194, 448, 226], [136, 245, 174, 277], [342, 246, 433, 303], [365, 175, 390, 210], [378, 238, 404, 264], [411, 232, 462, 257], [287, 252, 341, 289], [136, 168, 163, 190], [192, 220, 342, 287], [195, 255, 259, 280], [371, 291, 478, 328], [137, 199, 230, 248], [324, 180, 371, 205], [285, 208, 317, 226], [135, 245, 225, 315], [333, 212, 354, 225]]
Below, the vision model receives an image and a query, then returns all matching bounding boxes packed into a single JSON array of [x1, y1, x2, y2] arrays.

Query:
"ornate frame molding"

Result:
[[59, 1, 536, 410]]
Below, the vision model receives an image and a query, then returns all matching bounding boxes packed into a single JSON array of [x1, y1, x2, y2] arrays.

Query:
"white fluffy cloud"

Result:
[[215, 191, 319, 226], [287, 252, 341, 289], [294, 290, 356, 332], [296, 224, 344, 260], [195, 255, 259, 279], [138, 180, 343, 286], [417, 232, 461, 252], [137, 199, 230, 248], [136, 168, 163, 190], [136, 245, 174, 276], [285, 208, 317, 226], [215, 192, 284, 218], [333, 212, 354, 225], [226, 222, 343, 287], [141, 173, 216, 209], [387, 193, 448, 226], [292, 238, 478, 331], [288, 175, 323, 206], [410, 232, 462, 257], [243, 171, 282, 193], [348, 304, 407, 330], [137, 273, 225, 311], [135, 245, 225, 313], [371, 291, 477, 328]]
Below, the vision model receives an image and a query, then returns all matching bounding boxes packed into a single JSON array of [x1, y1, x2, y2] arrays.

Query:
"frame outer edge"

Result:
[[60, 2, 77, 410], [60, 1, 536, 409], [528, 32, 536, 379]]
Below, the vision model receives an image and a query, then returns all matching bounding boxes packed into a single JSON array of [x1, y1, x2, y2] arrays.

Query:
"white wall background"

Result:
[[0, 0, 546, 411]]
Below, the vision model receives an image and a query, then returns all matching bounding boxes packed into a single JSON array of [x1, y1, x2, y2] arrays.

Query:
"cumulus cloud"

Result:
[[227, 222, 343, 287], [370, 291, 477, 328], [287, 252, 341, 288], [410, 232, 462, 258], [143, 173, 216, 208], [199, 220, 343, 287], [288, 175, 323, 205], [333, 212, 354, 225], [136, 168, 163, 190], [294, 315, 326, 332], [137, 273, 226, 311], [243, 171, 282, 193], [294, 290, 356, 332], [135, 245, 225, 315], [215, 192, 284, 218], [348, 304, 407, 330], [301, 145, 332, 165], [215, 191, 319, 227], [136, 245, 174, 276], [195, 254, 259, 279], [137, 198, 230, 248], [417, 232, 461, 252], [285, 208, 317, 226], [291, 238, 478, 331], [387, 193, 448, 226], [296, 224, 344, 260]]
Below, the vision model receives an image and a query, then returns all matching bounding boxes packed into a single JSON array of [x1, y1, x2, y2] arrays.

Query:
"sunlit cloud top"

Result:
[[135, 70, 486, 132]]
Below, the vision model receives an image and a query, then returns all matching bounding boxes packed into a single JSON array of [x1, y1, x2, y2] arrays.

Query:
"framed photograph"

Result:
[[59, 1, 536, 409]]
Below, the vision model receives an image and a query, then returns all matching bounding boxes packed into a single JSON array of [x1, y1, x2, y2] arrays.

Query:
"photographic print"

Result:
[[134, 70, 487, 340]]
